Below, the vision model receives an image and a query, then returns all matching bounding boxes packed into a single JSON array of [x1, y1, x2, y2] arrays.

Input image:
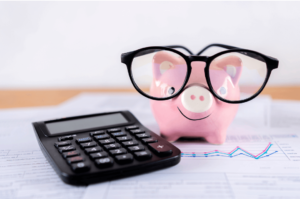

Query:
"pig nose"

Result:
[[181, 85, 213, 113]]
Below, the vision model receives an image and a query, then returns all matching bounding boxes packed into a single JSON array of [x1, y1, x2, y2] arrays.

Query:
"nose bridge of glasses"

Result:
[[189, 55, 208, 62]]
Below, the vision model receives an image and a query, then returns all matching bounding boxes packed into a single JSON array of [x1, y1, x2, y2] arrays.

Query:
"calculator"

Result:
[[32, 111, 181, 185]]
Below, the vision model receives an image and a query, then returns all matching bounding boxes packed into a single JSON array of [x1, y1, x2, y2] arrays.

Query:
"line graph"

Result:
[[181, 142, 278, 159]]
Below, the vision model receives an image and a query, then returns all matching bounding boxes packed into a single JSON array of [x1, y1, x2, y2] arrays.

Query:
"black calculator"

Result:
[[32, 111, 181, 185]]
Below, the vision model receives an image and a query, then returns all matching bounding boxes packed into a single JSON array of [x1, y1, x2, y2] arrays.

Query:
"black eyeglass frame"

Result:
[[121, 44, 279, 104]]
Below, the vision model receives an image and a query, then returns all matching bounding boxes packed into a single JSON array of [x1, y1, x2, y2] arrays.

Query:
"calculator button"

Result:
[[125, 126, 139, 130], [142, 138, 158, 144], [80, 141, 97, 148], [130, 129, 145, 134], [67, 156, 84, 164], [95, 157, 114, 168], [76, 137, 92, 143], [90, 151, 108, 159], [98, 138, 115, 145], [111, 132, 127, 137], [122, 140, 139, 147], [115, 154, 133, 164], [58, 145, 76, 153], [54, 141, 71, 148], [107, 128, 121, 133], [128, 145, 145, 152], [148, 143, 173, 156], [94, 134, 110, 140], [134, 151, 152, 160], [63, 150, 80, 158], [90, 130, 105, 136], [85, 146, 102, 154], [116, 136, 132, 142], [104, 143, 121, 150], [109, 148, 127, 156], [58, 135, 73, 141], [135, 133, 151, 139], [72, 162, 90, 172]]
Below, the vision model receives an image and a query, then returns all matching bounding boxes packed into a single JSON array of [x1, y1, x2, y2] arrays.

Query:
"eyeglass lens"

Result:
[[209, 51, 267, 101], [131, 49, 188, 99]]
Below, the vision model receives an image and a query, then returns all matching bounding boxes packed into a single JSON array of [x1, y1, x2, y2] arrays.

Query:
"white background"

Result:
[[0, 1, 299, 88]]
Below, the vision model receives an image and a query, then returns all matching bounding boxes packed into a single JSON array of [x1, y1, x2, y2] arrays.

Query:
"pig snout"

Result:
[[181, 85, 213, 113]]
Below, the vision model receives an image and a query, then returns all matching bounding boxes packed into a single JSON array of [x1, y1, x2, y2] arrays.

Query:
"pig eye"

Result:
[[218, 86, 227, 98], [168, 87, 175, 95], [220, 86, 227, 95]]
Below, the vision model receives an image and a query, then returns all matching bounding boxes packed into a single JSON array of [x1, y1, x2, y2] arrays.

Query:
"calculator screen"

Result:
[[46, 113, 128, 135]]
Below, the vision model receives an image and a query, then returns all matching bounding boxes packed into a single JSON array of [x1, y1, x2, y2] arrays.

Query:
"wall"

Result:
[[0, 1, 299, 88]]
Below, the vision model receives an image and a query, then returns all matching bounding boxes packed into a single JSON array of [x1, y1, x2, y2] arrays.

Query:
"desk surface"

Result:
[[0, 86, 299, 109]]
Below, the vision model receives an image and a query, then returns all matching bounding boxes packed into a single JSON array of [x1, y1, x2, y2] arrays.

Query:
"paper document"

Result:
[[271, 100, 300, 129], [84, 132, 300, 199], [1, 92, 300, 199], [0, 150, 85, 199], [76, 93, 300, 199]]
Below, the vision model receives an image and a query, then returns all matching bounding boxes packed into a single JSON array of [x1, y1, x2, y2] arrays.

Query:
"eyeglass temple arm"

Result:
[[196, 43, 239, 56], [164, 45, 194, 55]]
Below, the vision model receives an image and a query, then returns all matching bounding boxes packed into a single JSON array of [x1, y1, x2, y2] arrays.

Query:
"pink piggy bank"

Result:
[[150, 52, 242, 144]]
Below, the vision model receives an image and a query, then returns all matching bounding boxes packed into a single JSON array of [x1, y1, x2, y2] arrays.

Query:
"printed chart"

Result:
[[175, 134, 300, 161], [181, 142, 277, 159]]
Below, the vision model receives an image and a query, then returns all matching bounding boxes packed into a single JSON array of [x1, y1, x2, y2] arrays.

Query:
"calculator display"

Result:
[[46, 113, 128, 135]]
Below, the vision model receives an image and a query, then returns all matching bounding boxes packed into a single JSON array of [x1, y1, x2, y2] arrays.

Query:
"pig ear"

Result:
[[213, 55, 243, 86], [152, 51, 180, 80]]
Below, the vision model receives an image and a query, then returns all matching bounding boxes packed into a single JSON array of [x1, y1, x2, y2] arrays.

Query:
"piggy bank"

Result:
[[150, 52, 242, 144]]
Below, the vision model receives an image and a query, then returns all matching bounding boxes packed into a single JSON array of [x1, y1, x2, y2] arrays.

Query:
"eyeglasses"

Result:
[[121, 43, 278, 104]]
